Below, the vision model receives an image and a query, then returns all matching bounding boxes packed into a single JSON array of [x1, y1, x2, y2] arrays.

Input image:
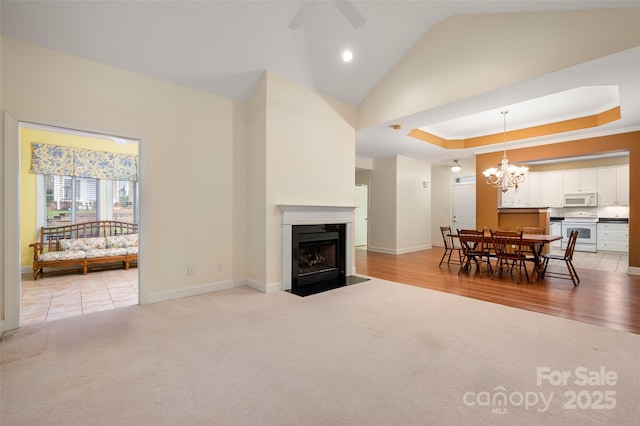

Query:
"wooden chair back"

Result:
[[491, 230, 526, 259], [519, 226, 545, 235], [439, 226, 457, 249], [564, 229, 579, 261]]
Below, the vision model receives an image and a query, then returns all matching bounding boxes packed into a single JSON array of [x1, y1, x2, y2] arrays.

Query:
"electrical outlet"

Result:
[[217, 263, 223, 272], [187, 265, 195, 276]]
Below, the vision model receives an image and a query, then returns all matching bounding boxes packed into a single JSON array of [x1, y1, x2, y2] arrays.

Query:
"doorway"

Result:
[[452, 181, 476, 232], [355, 185, 368, 247], [3, 113, 142, 331]]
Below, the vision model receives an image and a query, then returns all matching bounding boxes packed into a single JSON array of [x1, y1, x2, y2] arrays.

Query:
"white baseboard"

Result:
[[628, 266, 640, 276], [245, 279, 281, 294], [146, 279, 246, 304], [367, 244, 432, 255]]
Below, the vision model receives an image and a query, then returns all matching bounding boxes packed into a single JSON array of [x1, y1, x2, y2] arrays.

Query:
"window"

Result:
[[45, 175, 98, 226], [112, 180, 136, 223], [42, 175, 137, 227], [33, 141, 139, 228]]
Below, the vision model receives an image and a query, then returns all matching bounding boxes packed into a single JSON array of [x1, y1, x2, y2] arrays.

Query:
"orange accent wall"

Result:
[[475, 131, 639, 267], [410, 107, 621, 149]]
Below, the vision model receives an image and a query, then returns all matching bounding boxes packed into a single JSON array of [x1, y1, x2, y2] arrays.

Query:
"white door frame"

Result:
[[2, 112, 145, 332]]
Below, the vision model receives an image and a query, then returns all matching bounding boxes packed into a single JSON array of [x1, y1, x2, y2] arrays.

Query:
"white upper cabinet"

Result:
[[562, 169, 597, 193], [527, 173, 542, 206], [497, 166, 627, 209], [597, 165, 629, 205], [498, 178, 529, 207], [518, 172, 563, 208], [540, 171, 564, 207]]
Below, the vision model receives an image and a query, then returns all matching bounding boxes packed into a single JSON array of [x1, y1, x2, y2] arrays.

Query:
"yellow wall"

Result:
[[20, 127, 138, 267]]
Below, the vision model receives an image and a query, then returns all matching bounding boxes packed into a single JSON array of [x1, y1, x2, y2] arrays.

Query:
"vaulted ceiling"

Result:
[[2, 1, 639, 165]]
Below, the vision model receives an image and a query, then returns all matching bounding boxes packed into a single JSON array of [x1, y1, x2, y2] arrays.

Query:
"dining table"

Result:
[[450, 232, 563, 282]]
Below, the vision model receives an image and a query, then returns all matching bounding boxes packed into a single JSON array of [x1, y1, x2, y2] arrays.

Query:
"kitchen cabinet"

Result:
[[563, 169, 597, 193], [539, 172, 563, 207], [597, 222, 629, 252], [512, 171, 563, 208], [527, 173, 541, 206], [498, 178, 529, 207], [597, 165, 629, 206]]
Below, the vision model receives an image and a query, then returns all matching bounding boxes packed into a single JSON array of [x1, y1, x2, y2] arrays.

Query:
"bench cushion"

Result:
[[84, 248, 128, 258], [106, 234, 138, 249], [39, 250, 87, 261], [59, 237, 107, 251]]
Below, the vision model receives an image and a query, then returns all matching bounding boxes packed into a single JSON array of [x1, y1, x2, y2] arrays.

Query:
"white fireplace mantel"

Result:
[[279, 205, 356, 291]]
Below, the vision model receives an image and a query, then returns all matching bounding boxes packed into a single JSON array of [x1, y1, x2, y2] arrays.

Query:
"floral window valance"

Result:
[[31, 142, 138, 181]]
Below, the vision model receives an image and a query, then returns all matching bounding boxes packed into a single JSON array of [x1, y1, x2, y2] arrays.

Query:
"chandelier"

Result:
[[482, 111, 528, 193]]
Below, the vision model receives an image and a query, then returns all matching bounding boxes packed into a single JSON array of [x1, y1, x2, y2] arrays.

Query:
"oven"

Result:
[[561, 211, 598, 253]]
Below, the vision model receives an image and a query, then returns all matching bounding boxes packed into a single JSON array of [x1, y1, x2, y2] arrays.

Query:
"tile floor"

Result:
[[549, 247, 629, 273], [19, 248, 627, 327], [20, 267, 138, 327]]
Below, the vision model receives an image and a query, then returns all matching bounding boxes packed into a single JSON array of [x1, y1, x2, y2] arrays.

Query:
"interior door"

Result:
[[355, 184, 368, 246], [452, 183, 476, 232]]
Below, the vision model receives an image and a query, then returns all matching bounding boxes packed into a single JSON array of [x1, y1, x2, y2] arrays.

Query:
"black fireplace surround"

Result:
[[291, 224, 346, 290]]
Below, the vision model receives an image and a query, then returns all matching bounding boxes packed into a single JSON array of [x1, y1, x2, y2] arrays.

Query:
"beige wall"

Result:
[[358, 8, 640, 129], [368, 156, 431, 254], [368, 157, 397, 252], [2, 37, 246, 303], [261, 72, 357, 288], [396, 156, 431, 252]]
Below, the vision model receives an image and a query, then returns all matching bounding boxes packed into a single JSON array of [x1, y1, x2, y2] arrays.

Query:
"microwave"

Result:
[[564, 192, 597, 207]]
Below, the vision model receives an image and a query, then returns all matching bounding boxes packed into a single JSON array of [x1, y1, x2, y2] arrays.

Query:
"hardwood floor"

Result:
[[355, 247, 640, 334]]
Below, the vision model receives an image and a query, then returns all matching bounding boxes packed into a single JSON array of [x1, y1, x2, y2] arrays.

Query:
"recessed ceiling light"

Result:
[[342, 49, 354, 63]]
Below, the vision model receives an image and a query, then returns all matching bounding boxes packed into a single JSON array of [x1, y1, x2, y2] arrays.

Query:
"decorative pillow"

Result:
[[59, 237, 106, 251], [106, 234, 138, 248]]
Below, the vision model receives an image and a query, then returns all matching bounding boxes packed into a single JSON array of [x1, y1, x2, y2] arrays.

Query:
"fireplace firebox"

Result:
[[292, 224, 346, 289]]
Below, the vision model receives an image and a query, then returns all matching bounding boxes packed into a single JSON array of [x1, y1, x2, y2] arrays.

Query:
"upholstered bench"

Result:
[[30, 221, 138, 280]]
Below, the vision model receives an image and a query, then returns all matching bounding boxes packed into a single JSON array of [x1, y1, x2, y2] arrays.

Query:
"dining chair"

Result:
[[439, 226, 462, 267], [539, 229, 580, 286], [457, 229, 493, 277], [519, 226, 546, 277], [490, 230, 529, 284], [519, 226, 545, 234]]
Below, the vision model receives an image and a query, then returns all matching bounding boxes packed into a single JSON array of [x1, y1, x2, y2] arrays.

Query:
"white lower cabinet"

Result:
[[597, 223, 629, 252]]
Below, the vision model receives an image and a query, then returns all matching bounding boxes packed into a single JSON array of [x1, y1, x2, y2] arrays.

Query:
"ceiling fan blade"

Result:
[[288, 3, 314, 30], [335, 0, 366, 29]]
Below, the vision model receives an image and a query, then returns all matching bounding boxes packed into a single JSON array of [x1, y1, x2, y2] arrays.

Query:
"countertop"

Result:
[[549, 217, 629, 223], [598, 218, 629, 223]]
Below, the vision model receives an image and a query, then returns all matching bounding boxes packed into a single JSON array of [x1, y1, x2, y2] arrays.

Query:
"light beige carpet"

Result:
[[1, 278, 638, 425]]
